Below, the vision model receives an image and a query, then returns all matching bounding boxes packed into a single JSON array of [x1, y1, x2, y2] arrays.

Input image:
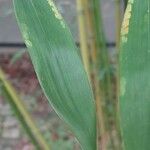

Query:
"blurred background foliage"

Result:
[[0, 0, 126, 149]]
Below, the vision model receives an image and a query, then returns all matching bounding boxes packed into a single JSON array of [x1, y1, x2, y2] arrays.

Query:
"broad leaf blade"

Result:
[[120, 0, 150, 149], [13, 0, 96, 150]]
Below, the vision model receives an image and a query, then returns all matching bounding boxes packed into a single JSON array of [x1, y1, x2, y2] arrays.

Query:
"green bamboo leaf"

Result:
[[120, 0, 150, 149], [13, 0, 96, 150]]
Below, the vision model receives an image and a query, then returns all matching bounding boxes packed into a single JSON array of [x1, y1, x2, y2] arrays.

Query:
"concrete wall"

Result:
[[0, 0, 124, 44]]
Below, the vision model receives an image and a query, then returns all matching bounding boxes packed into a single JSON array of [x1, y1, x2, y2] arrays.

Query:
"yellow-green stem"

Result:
[[0, 68, 50, 150], [82, 0, 107, 149], [76, 0, 90, 78]]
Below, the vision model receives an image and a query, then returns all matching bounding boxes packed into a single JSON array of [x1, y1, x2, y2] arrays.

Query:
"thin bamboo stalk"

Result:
[[76, 0, 90, 77], [84, 0, 106, 132], [0, 68, 50, 150], [85, 3, 118, 150], [76, 0, 106, 149], [82, 0, 107, 149], [90, 2, 111, 150], [92, 0, 113, 113]]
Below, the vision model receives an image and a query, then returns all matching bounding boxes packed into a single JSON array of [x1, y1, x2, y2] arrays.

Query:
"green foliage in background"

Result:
[[13, 0, 96, 150], [120, 0, 150, 149]]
